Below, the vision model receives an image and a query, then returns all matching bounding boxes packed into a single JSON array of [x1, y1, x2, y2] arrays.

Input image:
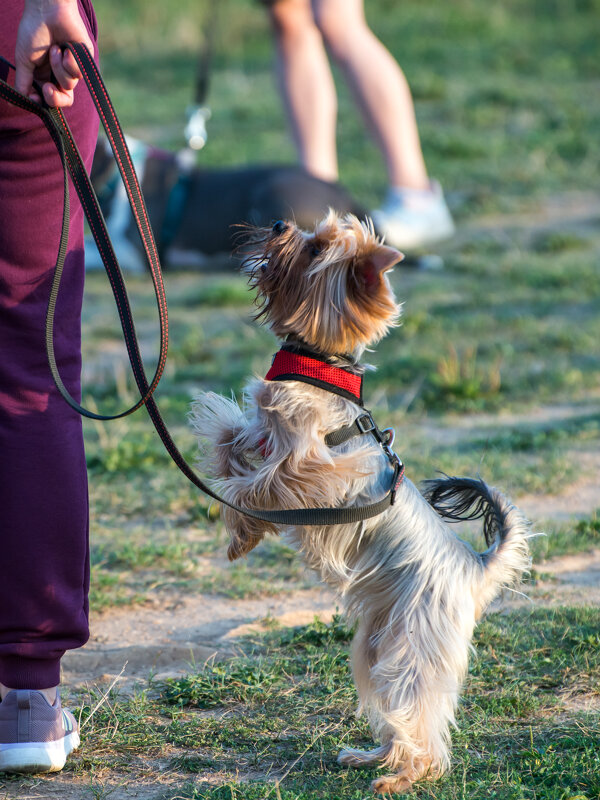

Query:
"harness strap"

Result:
[[0, 43, 404, 526], [324, 411, 392, 448]]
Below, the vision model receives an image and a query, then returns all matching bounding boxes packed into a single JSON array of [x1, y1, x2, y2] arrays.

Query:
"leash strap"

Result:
[[0, 47, 167, 421], [0, 43, 403, 525]]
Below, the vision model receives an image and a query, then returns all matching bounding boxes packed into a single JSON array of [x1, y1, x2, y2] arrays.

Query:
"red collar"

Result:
[[265, 349, 363, 405]]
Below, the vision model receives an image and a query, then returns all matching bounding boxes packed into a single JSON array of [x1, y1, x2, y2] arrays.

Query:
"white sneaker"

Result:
[[372, 181, 455, 251]]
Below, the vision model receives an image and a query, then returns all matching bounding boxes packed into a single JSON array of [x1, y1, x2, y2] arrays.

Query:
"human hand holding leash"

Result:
[[15, 0, 93, 106]]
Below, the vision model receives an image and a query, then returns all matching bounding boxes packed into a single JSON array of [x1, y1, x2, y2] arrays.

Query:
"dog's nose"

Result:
[[272, 220, 287, 235]]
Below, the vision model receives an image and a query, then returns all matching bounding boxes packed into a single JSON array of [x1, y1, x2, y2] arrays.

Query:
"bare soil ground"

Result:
[[64, 552, 598, 693], [62, 480, 600, 695]]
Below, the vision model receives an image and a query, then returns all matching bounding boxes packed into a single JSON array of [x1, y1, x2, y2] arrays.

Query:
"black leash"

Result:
[[193, 0, 219, 107], [0, 42, 404, 525]]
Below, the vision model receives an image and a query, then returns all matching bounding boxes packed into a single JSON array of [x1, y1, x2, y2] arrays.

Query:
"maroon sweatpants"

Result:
[[0, 0, 99, 689]]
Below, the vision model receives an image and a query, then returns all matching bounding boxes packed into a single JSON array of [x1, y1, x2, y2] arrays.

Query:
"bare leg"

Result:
[[312, 0, 429, 191], [267, 0, 339, 182], [0, 683, 57, 704]]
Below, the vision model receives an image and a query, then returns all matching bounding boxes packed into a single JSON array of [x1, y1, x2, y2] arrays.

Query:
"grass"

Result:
[[91, 0, 600, 212], [4, 612, 597, 798], [3, 0, 599, 797]]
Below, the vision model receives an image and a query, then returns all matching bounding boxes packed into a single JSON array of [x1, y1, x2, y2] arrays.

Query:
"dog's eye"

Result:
[[310, 244, 322, 258]]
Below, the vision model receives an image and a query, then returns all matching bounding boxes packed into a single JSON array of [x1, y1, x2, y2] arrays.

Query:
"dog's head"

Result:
[[242, 211, 403, 355]]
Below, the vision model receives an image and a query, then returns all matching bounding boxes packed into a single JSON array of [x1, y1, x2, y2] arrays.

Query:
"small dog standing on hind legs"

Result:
[[190, 210, 531, 794]]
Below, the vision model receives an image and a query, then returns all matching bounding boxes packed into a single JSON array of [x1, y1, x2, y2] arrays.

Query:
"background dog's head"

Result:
[[242, 211, 403, 356]]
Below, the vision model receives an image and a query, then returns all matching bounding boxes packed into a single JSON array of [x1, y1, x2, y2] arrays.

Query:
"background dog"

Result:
[[87, 136, 371, 272], [189, 211, 531, 794]]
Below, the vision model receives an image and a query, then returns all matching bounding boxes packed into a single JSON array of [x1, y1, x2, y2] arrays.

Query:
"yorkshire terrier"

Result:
[[189, 211, 531, 794]]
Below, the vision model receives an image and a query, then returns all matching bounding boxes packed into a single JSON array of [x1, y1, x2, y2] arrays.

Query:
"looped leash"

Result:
[[0, 45, 167, 421], [0, 43, 403, 525]]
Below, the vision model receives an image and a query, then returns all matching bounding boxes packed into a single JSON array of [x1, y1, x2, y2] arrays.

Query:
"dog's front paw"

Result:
[[370, 757, 438, 795], [371, 773, 414, 795]]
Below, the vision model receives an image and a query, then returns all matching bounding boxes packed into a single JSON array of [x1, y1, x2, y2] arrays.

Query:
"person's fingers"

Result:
[[61, 27, 95, 66], [61, 46, 85, 79], [42, 81, 75, 108], [13, 0, 95, 104], [49, 45, 79, 91]]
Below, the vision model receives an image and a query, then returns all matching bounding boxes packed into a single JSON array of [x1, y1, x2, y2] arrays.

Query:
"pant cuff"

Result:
[[0, 655, 63, 690]]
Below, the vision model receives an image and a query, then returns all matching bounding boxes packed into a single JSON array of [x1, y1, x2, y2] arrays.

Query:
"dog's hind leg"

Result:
[[362, 683, 444, 794], [338, 622, 397, 768], [340, 608, 463, 792], [370, 757, 437, 795], [338, 620, 411, 772]]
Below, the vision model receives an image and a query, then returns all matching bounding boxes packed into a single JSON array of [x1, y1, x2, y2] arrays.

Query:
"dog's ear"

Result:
[[353, 245, 403, 293]]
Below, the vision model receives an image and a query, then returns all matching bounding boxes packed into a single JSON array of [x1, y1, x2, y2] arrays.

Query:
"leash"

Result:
[[0, 42, 404, 526], [184, 0, 218, 149]]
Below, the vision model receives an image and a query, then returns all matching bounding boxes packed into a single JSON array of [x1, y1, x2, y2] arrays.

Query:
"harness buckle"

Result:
[[356, 412, 376, 434]]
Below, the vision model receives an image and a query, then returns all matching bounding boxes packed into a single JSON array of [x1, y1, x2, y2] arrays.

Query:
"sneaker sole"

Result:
[[372, 212, 456, 251], [383, 223, 456, 252], [0, 731, 80, 773]]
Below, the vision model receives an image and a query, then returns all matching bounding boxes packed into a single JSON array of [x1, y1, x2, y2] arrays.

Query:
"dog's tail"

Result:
[[422, 476, 531, 599]]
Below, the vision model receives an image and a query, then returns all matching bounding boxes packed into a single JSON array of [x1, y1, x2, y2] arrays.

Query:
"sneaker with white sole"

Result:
[[372, 180, 455, 251], [0, 690, 80, 773]]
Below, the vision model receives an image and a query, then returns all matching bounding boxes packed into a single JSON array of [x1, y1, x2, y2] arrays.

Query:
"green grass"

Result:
[[5, 612, 597, 798], [4, 2, 599, 796], [91, 0, 600, 212], [539, 512, 600, 560]]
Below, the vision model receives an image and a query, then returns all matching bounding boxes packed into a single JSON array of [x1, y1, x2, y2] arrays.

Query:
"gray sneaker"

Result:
[[0, 690, 80, 773], [372, 180, 455, 251]]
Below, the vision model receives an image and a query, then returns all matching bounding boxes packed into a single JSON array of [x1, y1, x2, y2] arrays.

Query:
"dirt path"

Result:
[[62, 586, 338, 690], [64, 531, 600, 693], [63, 395, 600, 690]]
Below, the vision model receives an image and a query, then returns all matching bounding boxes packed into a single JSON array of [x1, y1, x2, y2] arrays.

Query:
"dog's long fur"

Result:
[[189, 211, 531, 794]]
